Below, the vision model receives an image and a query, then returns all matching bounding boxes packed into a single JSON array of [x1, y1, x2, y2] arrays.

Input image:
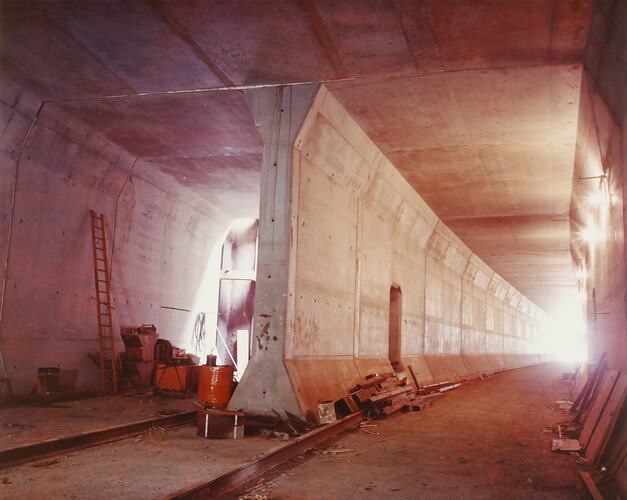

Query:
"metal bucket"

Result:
[[197, 365, 234, 409]]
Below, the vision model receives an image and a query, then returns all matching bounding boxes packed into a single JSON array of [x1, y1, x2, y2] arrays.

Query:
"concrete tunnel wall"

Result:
[[232, 84, 550, 417], [0, 77, 238, 394], [571, 0, 627, 372], [571, 3, 627, 493]]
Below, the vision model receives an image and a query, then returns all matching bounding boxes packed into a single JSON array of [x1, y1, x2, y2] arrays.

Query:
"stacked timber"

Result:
[[335, 372, 457, 420], [569, 353, 627, 466], [560, 354, 627, 498]]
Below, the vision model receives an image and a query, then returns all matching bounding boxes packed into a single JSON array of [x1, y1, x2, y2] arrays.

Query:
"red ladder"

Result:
[[90, 210, 118, 392]]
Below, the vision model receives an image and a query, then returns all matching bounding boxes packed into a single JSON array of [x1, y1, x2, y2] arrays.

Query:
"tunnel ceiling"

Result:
[[0, 0, 594, 314], [53, 92, 263, 218]]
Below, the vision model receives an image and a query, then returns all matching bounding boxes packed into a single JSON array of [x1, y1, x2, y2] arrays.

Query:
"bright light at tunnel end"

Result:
[[542, 301, 588, 363]]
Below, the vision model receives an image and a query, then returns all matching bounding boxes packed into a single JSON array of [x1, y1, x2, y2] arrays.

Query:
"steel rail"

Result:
[[0, 410, 196, 468], [168, 412, 364, 499]]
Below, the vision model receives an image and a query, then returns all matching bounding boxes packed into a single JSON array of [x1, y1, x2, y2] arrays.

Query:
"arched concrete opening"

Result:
[[388, 284, 402, 370]]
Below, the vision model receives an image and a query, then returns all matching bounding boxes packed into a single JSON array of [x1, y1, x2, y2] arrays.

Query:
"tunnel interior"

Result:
[[1, 88, 263, 392], [0, 0, 625, 497]]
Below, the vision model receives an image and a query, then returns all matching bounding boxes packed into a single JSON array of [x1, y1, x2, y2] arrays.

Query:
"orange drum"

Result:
[[197, 365, 234, 409]]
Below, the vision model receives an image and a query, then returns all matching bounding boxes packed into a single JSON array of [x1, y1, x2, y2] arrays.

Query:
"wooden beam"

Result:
[[578, 471, 605, 500]]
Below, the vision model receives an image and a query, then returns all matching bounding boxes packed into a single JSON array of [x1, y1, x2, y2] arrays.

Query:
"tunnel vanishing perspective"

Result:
[[0, 1, 625, 498]]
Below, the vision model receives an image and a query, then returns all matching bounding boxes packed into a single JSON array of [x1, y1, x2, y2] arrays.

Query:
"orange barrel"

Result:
[[197, 365, 234, 409]]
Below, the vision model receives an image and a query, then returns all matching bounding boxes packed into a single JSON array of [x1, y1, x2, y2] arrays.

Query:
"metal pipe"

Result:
[[108, 156, 141, 281], [216, 325, 238, 370], [0, 100, 49, 383]]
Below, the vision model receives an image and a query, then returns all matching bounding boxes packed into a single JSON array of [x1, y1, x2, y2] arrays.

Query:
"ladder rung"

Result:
[[91, 212, 117, 393]]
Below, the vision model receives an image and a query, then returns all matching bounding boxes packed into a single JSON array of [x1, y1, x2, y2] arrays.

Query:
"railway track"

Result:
[[0, 410, 196, 469]]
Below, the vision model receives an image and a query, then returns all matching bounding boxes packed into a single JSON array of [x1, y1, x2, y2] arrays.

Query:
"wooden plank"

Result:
[[369, 385, 413, 403], [579, 369, 619, 447], [578, 471, 605, 500], [382, 395, 411, 416], [573, 353, 607, 419], [350, 375, 385, 391], [571, 366, 589, 400], [351, 386, 377, 405], [552, 439, 581, 451], [407, 365, 420, 390], [586, 372, 627, 464]]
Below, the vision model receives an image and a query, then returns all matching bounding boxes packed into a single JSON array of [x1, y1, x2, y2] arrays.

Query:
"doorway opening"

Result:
[[214, 218, 258, 381], [389, 284, 402, 370]]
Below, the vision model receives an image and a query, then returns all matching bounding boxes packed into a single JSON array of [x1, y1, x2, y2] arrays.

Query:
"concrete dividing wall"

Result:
[[0, 79, 237, 394], [233, 85, 549, 416]]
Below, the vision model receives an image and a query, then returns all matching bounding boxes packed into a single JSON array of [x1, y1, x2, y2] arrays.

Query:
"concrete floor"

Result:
[[235, 362, 585, 499]]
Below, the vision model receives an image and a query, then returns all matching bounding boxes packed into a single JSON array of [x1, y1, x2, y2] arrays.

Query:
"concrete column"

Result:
[[229, 84, 318, 415]]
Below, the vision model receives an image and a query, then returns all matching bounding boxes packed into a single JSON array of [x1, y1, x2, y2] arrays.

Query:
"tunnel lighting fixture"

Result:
[[580, 174, 610, 209]]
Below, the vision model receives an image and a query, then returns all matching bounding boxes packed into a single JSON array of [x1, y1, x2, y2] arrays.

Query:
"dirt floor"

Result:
[[234, 362, 586, 499], [0, 393, 195, 450], [1, 363, 587, 499], [0, 423, 280, 499]]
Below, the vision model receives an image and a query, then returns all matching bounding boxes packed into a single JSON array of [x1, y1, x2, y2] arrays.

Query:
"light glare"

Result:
[[542, 301, 587, 363], [580, 226, 604, 244]]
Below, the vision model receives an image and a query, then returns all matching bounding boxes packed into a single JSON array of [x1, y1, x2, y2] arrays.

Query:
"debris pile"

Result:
[[336, 371, 459, 420], [197, 371, 463, 441]]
